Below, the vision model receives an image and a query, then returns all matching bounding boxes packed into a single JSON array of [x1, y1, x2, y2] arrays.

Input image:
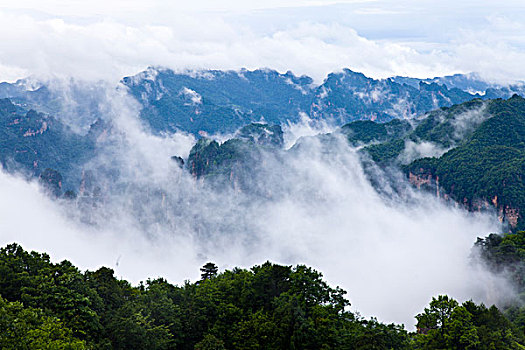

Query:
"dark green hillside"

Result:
[[360, 98, 488, 163], [405, 95, 525, 229], [188, 138, 254, 179], [476, 231, 525, 292], [474, 230, 525, 341], [187, 123, 283, 182], [340, 119, 411, 146], [336, 95, 525, 229]]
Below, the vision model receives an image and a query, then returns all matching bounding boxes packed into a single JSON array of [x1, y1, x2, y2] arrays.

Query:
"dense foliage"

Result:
[[415, 295, 524, 349], [404, 95, 525, 229], [340, 119, 411, 146], [476, 231, 525, 294], [0, 243, 412, 349], [335, 95, 525, 229], [0, 295, 87, 349], [2, 243, 525, 349], [474, 231, 525, 345], [361, 98, 488, 163]]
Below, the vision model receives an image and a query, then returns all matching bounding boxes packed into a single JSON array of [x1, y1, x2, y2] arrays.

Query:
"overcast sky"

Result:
[[1, 0, 524, 83]]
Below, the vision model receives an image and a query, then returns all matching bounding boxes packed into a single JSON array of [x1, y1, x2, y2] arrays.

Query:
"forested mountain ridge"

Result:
[[184, 95, 525, 231], [122, 67, 525, 136], [1, 242, 523, 349], [403, 95, 525, 230], [0, 68, 523, 138], [338, 95, 525, 230]]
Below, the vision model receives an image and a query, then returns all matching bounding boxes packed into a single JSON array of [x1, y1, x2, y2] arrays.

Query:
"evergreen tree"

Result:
[[200, 263, 218, 281]]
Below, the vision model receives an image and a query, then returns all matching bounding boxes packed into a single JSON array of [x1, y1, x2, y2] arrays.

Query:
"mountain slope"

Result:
[[340, 95, 525, 230], [310, 69, 477, 123], [405, 95, 525, 229], [0, 98, 99, 192], [122, 68, 313, 135], [1, 69, 523, 138], [183, 95, 525, 230]]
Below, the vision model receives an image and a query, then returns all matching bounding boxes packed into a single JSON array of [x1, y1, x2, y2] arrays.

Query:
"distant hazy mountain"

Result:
[[122, 67, 525, 136], [391, 73, 525, 97], [1, 69, 525, 215], [1, 68, 523, 138], [0, 79, 116, 134], [121, 67, 314, 136]]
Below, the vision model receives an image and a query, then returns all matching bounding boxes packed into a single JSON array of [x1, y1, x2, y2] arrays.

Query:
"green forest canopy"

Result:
[[1, 241, 525, 349]]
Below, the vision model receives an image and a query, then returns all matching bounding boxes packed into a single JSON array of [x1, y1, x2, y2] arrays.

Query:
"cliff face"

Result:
[[408, 170, 520, 229]]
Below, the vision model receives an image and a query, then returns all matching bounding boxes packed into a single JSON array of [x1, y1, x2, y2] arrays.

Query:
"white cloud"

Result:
[[451, 104, 489, 139], [0, 1, 524, 84], [180, 87, 202, 105], [3, 0, 376, 16], [282, 112, 337, 149], [398, 140, 450, 164], [0, 169, 202, 283]]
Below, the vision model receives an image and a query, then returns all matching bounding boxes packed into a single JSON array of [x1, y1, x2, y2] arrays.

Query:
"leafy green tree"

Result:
[[0, 243, 103, 342], [105, 301, 173, 350], [415, 295, 524, 349], [194, 334, 226, 350], [0, 296, 86, 349], [416, 295, 458, 337]]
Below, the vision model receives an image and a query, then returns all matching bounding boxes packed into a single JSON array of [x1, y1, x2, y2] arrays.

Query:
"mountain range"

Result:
[[2, 67, 524, 137], [187, 95, 525, 231], [0, 67, 524, 229], [122, 67, 525, 136]]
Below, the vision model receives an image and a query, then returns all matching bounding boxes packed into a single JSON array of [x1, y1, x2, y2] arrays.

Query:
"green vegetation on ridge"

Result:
[[335, 95, 525, 229], [404, 95, 525, 229]]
